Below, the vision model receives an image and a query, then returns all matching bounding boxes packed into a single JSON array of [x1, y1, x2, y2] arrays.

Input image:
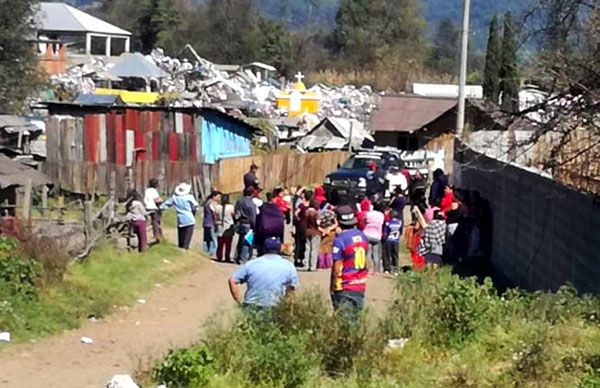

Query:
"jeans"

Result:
[[150, 211, 163, 241], [383, 242, 399, 272], [332, 290, 365, 320], [203, 226, 217, 255], [132, 220, 147, 252], [304, 234, 321, 271], [367, 237, 382, 272], [217, 236, 233, 262], [294, 229, 306, 267], [236, 224, 252, 264], [177, 225, 194, 249]]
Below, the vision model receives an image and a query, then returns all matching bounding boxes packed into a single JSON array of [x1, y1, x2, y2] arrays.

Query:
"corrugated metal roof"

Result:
[[108, 53, 167, 79], [0, 116, 39, 134], [370, 95, 457, 133], [37, 2, 131, 36], [0, 155, 52, 189], [74, 93, 123, 106]]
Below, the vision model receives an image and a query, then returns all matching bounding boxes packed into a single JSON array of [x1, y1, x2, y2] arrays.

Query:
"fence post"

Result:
[[22, 179, 32, 222], [41, 185, 49, 217], [83, 199, 93, 247], [109, 170, 117, 221]]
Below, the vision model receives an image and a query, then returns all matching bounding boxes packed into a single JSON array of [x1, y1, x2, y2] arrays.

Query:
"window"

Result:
[[56, 34, 86, 54], [342, 156, 381, 170], [90, 36, 107, 55], [111, 37, 127, 56]]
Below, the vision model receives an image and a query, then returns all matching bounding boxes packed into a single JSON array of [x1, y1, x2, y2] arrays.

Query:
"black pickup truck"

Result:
[[323, 151, 401, 199]]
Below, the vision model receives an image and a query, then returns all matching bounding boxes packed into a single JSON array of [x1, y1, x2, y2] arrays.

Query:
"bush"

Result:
[[18, 235, 70, 286], [0, 237, 40, 299], [153, 343, 214, 387]]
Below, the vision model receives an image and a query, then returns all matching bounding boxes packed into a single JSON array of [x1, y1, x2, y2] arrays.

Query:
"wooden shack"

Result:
[[43, 103, 256, 197]]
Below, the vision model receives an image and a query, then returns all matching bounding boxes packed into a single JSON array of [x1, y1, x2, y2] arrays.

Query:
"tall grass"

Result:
[[153, 269, 600, 387], [0, 241, 201, 343]]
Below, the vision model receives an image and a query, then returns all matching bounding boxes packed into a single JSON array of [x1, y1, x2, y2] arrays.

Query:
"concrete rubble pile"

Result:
[[47, 47, 377, 122]]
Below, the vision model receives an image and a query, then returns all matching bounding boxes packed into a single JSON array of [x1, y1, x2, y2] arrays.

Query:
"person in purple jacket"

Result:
[[255, 192, 285, 256], [383, 210, 403, 274]]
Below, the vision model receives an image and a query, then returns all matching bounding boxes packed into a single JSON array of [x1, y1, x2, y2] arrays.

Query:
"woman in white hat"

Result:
[[160, 183, 199, 249]]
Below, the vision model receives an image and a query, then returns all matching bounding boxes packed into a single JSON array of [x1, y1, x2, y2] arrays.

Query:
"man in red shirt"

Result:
[[330, 205, 371, 314]]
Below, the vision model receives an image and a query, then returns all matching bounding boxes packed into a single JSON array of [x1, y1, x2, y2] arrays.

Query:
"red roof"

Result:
[[371, 95, 457, 133]]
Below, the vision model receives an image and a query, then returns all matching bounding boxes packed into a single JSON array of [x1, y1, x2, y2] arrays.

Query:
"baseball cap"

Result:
[[250, 163, 260, 169], [320, 209, 336, 228], [336, 205, 357, 226], [263, 237, 282, 253]]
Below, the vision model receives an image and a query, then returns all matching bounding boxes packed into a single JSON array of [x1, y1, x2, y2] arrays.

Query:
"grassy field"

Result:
[[0, 241, 202, 343], [151, 268, 600, 387]]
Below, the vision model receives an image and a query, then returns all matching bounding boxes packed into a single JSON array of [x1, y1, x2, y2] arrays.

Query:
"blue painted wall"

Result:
[[200, 111, 252, 164]]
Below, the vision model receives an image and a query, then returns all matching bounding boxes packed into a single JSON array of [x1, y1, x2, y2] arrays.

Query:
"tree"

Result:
[[137, 0, 181, 54], [483, 15, 501, 103], [333, 0, 426, 69], [427, 18, 460, 76], [0, 0, 42, 114], [499, 12, 519, 113]]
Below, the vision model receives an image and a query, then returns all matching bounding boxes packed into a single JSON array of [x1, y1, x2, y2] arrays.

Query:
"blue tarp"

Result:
[[201, 112, 252, 164]]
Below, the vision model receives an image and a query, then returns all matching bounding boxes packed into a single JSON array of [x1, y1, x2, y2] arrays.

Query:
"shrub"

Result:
[[153, 343, 214, 387], [18, 235, 70, 286], [0, 236, 40, 299]]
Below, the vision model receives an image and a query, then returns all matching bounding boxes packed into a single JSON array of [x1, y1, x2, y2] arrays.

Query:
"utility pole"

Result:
[[456, 0, 471, 138]]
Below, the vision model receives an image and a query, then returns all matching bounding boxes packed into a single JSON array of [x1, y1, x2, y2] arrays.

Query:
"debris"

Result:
[[105, 374, 140, 388], [0, 332, 11, 342], [385, 338, 409, 350], [80, 336, 94, 344], [163, 259, 171, 264], [137, 299, 146, 304], [43, 47, 377, 135]]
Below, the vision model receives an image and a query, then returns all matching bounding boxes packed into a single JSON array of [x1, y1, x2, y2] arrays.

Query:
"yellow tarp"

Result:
[[95, 88, 160, 104]]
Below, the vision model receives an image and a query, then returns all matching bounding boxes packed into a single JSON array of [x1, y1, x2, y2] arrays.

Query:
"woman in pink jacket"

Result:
[[363, 201, 385, 273]]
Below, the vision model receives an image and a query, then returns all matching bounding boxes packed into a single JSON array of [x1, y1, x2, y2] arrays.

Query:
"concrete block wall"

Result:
[[458, 149, 600, 294]]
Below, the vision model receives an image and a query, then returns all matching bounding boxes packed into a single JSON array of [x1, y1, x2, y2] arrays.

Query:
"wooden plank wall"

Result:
[[212, 151, 350, 194]]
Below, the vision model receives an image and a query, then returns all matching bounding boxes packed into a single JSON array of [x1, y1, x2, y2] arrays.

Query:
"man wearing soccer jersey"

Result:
[[330, 205, 372, 313]]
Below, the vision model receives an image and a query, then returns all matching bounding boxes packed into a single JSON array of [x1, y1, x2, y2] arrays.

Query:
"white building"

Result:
[[36, 2, 131, 58]]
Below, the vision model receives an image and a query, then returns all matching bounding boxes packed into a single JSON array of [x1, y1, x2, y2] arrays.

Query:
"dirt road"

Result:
[[0, 256, 396, 388]]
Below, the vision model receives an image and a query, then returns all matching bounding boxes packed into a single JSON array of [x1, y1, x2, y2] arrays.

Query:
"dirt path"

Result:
[[0, 255, 397, 388]]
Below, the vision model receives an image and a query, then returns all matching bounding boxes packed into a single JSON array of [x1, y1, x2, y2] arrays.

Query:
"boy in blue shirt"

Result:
[[383, 210, 403, 273]]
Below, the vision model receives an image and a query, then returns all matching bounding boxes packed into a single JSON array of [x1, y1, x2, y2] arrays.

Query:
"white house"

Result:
[[36, 2, 131, 57]]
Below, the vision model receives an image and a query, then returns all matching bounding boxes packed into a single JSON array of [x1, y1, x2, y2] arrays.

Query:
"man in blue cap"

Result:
[[228, 237, 299, 308]]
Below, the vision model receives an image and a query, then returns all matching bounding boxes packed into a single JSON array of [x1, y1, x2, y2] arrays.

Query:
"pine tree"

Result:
[[427, 18, 461, 76], [0, 0, 42, 114], [483, 15, 501, 103], [499, 12, 520, 113]]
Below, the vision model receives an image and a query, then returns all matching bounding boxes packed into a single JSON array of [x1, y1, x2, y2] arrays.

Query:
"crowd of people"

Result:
[[124, 162, 490, 315]]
